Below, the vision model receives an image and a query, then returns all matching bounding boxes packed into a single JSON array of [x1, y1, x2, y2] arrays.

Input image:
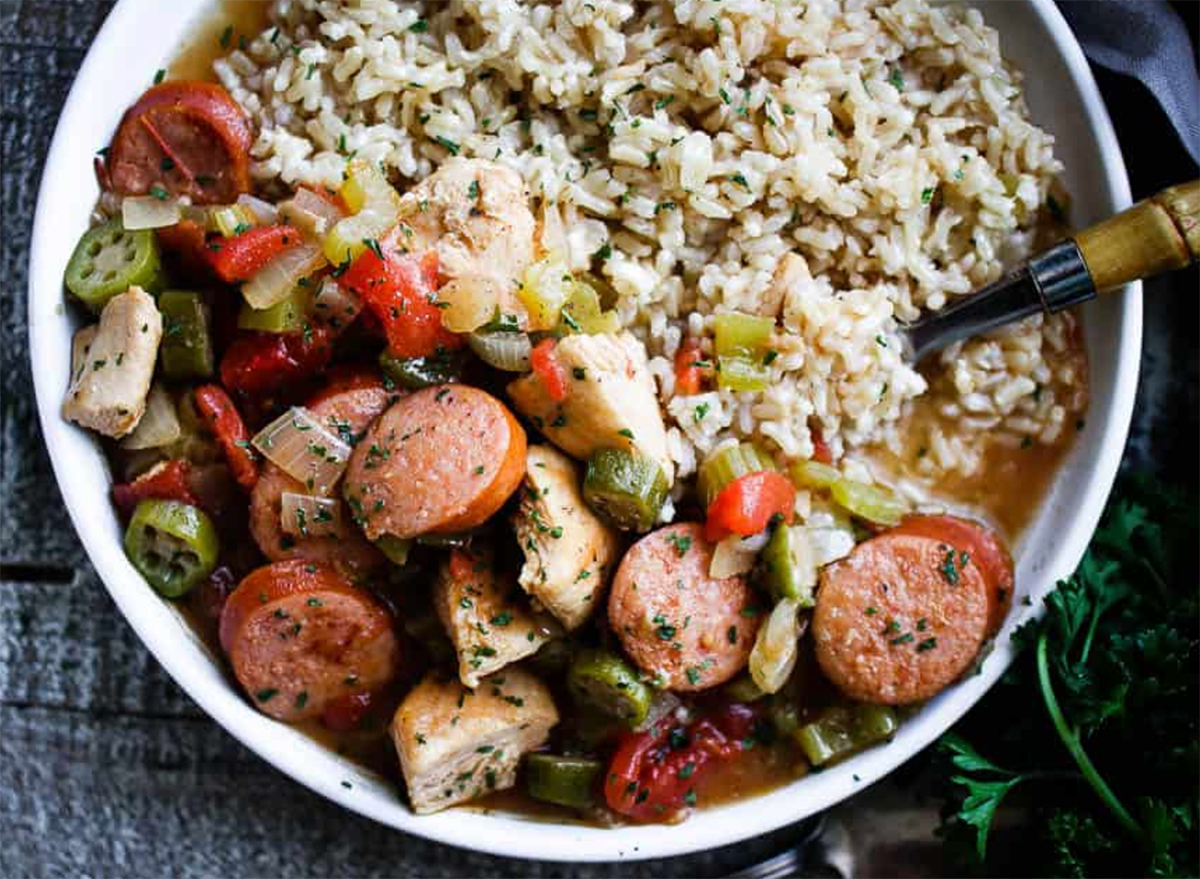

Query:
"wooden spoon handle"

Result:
[[1074, 180, 1199, 292]]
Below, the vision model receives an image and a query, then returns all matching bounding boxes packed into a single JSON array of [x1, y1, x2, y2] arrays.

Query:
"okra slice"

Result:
[[582, 448, 668, 532], [65, 218, 164, 311], [524, 753, 604, 809], [793, 704, 898, 766], [123, 499, 219, 598], [159, 290, 214, 380], [567, 649, 653, 728]]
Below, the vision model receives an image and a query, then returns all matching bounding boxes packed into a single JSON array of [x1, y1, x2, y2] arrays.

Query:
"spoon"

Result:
[[903, 179, 1199, 362]]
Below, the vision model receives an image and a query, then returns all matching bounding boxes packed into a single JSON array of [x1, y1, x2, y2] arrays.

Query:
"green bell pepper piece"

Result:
[[238, 286, 308, 333], [123, 498, 218, 598]]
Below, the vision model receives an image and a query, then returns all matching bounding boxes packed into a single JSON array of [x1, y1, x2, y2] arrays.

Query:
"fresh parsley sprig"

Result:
[[937, 475, 1198, 877]]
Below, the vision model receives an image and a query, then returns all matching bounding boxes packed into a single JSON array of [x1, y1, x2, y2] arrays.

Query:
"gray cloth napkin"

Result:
[[1058, 0, 1200, 165]]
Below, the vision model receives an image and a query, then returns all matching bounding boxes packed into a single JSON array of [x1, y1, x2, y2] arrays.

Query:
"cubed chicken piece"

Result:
[[759, 252, 810, 319], [513, 445, 621, 631], [507, 332, 674, 484], [433, 550, 559, 688], [398, 157, 536, 287], [391, 669, 559, 814], [62, 286, 163, 438]]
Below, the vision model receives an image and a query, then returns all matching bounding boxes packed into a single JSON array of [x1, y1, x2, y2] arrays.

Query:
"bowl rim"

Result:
[[27, 0, 1141, 862]]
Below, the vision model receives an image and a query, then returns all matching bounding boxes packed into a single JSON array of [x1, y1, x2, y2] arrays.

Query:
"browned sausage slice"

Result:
[[249, 372, 393, 575], [108, 82, 252, 204], [889, 514, 1014, 637], [607, 523, 760, 692], [220, 560, 400, 722], [341, 384, 527, 540], [812, 533, 989, 705]]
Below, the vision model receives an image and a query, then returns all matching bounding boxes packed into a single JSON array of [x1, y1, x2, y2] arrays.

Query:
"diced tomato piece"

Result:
[[320, 691, 376, 733], [204, 225, 299, 283], [156, 219, 212, 278], [111, 459, 200, 517], [342, 247, 462, 359], [298, 184, 348, 215], [193, 384, 260, 490], [530, 338, 569, 403], [674, 339, 709, 396], [810, 426, 833, 465], [219, 327, 334, 400], [605, 704, 757, 822], [705, 471, 795, 542], [447, 549, 479, 582]]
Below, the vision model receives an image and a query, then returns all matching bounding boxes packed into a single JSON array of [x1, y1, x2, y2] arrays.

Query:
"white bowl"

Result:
[[28, 0, 1139, 862]]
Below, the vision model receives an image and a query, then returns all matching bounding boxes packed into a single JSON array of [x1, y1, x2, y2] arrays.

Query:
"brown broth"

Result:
[[169, 0, 270, 83]]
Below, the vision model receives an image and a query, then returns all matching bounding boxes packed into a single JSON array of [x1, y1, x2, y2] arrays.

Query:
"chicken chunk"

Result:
[[391, 669, 559, 814], [759, 252, 810, 319], [507, 332, 674, 484], [433, 550, 559, 688], [62, 286, 163, 438], [399, 157, 536, 288], [513, 445, 621, 631]]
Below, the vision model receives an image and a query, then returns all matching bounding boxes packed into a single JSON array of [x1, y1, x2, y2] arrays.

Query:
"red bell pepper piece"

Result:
[[673, 338, 710, 396], [111, 459, 200, 517], [530, 338, 569, 403], [192, 384, 260, 490], [341, 247, 462, 359], [218, 327, 334, 400], [810, 426, 833, 465], [704, 470, 795, 542], [320, 691, 377, 733], [204, 225, 299, 283], [605, 704, 757, 822]]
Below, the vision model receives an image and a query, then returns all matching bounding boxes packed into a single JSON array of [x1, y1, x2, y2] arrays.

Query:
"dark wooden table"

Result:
[[2, 2, 1195, 876]]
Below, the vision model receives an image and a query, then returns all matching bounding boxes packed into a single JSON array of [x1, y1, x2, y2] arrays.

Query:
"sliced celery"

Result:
[[830, 478, 908, 527]]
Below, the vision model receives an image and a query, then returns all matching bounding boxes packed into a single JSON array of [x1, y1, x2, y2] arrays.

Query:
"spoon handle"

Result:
[[1074, 179, 1199, 292]]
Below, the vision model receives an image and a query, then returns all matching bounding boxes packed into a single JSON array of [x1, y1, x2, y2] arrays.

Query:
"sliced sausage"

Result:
[[249, 372, 393, 574], [108, 81, 252, 204], [220, 560, 401, 722], [341, 384, 527, 540], [889, 514, 1014, 636], [812, 532, 990, 705], [608, 523, 760, 692]]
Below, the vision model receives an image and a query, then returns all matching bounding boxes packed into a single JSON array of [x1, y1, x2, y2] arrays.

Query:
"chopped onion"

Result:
[[538, 200, 568, 260], [279, 188, 344, 239], [467, 331, 533, 371], [805, 500, 857, 566], [710, 534, 759, 578], [311, 277, 362, 328], [242, 239, 327, 310], [120, 384, 182, 450], [280, 492, 342, 538], [237, 193, 279, 225], [517, 256, 572, 331], [208, 204, 256, 238], [438, 276, 503, 333], [749, 598, 806, 695], [251, 406, 352, 497], [633, 691, 681, 733], [121, 195, 181, 230]]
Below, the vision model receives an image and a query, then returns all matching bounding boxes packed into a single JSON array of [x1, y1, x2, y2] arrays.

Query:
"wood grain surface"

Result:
[[2, 2, 1196, 877]]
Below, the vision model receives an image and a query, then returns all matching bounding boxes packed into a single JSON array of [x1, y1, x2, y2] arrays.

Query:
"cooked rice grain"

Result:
[[216, 0, 1086, 478]]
